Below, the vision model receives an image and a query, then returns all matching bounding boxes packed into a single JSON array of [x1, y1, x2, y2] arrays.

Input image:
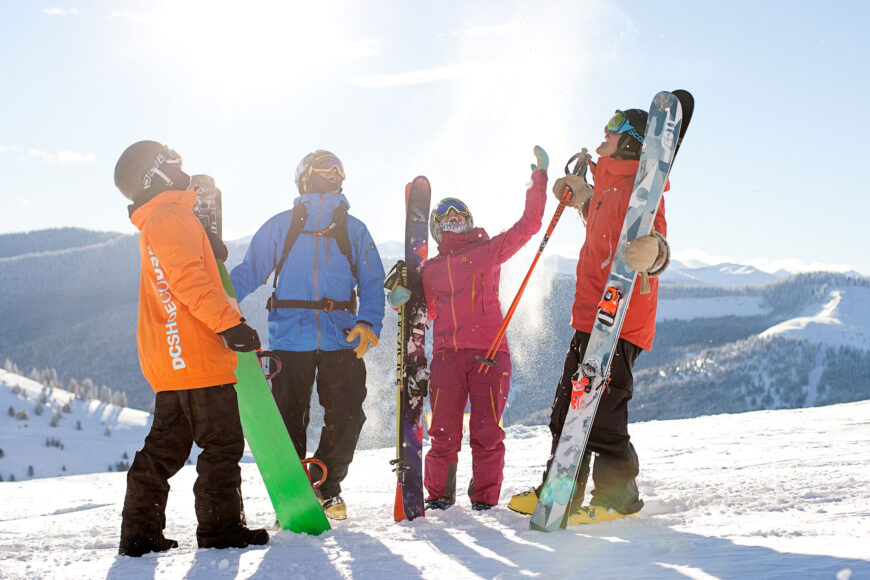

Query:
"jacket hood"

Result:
[[293, 192, 351, 213], [591, 156, 670, 191], [590, 156, 640, 179], [436, 226, 489, 254], [129, 189, 197, 230]]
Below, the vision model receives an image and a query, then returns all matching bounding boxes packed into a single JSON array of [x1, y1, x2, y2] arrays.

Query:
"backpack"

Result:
[[266, 203, 358, 313]]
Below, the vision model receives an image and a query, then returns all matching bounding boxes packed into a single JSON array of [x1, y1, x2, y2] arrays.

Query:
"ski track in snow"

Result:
[[1, 400, 869, 579]]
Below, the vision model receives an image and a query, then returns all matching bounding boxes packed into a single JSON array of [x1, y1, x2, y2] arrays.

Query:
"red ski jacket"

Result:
[[571, 157, 667, 351], [422, 170, 547, 354]]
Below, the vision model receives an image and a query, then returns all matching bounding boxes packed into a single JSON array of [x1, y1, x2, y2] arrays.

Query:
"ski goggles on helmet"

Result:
[[432, 198, 471, 221], [309, 153, 345, 180], [143, 147, 183, 190], [605, 110, 634, 135]]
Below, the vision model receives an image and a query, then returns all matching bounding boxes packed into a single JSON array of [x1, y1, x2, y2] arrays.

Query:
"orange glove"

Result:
[[346, 324, 378, 358]]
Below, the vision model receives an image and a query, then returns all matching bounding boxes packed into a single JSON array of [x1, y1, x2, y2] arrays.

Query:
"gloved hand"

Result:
[[218, 321, 261, 352], [531, 145, 549, 172], [553, 175, 593, 221], [625, 232, 670, 294], [346, 323, 378, 358], [625, 234, 667, 272], [388, 286, 411, 309], [206, 229, 228, 262]]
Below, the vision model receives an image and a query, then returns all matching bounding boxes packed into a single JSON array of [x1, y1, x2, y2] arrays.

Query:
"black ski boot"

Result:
[[198, 525, 269, 549], [118, 534, 179, 557]]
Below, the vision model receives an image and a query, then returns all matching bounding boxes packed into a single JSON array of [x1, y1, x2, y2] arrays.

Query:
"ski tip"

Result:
[[394, 483, 407, 522]]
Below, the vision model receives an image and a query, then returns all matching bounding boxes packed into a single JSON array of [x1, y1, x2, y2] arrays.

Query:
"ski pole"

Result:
[[476, 149, 592, 374]]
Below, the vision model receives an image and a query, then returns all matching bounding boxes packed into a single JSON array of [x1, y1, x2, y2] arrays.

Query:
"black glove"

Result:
[[206, 229, 228, 262], [218, 322, 260, 352]]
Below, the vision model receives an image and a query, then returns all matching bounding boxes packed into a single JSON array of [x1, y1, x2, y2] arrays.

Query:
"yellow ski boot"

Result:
[[507, 489, 538, 515], [321, 495, 347, 520], [568, 505, 638, 525]]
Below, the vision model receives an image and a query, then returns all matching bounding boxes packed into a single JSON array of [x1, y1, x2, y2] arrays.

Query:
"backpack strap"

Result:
[[330, 205, 358, 280], [272, 203, 309, 291]]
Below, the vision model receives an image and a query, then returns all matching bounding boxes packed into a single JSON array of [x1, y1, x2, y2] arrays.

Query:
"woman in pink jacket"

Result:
[[421, 146, 548, 511]]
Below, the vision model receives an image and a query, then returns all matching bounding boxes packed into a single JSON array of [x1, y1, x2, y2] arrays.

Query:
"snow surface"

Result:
[[1, 395, 869, 579], [761, 288, 870, 349]]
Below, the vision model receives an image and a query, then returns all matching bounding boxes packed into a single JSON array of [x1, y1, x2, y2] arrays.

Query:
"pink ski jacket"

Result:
[[422, 170, 547, 354]]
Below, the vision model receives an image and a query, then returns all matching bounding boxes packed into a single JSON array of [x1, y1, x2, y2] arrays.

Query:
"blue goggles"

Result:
[[605, 110, 633, 134]]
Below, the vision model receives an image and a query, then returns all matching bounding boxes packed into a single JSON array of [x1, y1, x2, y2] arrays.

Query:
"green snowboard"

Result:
[[218, 262, 330, 536]]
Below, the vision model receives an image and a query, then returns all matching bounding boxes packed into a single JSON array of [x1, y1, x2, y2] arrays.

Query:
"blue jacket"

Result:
[[230, 193, 386, 352]]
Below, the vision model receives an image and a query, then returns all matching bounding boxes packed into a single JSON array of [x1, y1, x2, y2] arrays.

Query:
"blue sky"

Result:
[[1, 0, 868, 274]]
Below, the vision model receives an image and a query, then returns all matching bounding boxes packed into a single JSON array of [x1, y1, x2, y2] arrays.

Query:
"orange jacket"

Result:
[[130, 190, 242, 392], [571, 157, 667, 351]]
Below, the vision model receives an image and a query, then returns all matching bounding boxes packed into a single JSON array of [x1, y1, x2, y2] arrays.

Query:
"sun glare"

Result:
[[144, 1, 369, 104]]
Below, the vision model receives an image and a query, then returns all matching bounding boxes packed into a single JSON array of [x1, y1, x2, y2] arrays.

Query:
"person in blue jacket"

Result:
[[230, 150, 386, 520]]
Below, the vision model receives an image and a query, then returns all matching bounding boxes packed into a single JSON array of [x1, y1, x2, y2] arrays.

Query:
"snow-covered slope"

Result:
[[761, 287, 870, 349], [1, 400, 868, 579], [0, 369, 153, 482]]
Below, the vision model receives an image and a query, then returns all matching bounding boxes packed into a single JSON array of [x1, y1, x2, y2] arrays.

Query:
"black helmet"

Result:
[[294, 150, 345, 194], [114, 140, 189, 202], [611, 109, 648, 161]]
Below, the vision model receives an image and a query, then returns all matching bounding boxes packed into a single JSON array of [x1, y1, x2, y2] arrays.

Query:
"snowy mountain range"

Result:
[[1, 228, 868, 440], [1, 363, 868, 578]]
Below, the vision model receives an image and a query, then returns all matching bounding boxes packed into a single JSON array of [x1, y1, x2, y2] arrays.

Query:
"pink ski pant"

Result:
[[424, 349, 510, 506]]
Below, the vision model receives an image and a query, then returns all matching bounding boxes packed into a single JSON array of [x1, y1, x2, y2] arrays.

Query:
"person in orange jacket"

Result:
[[509, 108, 670, 523], [114, 140, 268, 557]]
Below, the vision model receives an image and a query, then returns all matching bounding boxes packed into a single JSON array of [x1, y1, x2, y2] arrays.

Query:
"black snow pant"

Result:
[[542, 330, 643, 513], [120, 384, 245, 546], [270, 349, 367, 500]]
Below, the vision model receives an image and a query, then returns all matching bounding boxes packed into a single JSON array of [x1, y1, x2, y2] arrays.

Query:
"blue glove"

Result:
[[388, 286, 411, 309], [531, 145, 549, 172]]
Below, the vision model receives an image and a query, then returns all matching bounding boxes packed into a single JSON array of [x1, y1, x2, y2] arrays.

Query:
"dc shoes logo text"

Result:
[[147, 245, 187, 370]]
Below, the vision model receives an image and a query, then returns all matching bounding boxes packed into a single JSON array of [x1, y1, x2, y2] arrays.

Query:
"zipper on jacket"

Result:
[[481, 277, 485, 314], [313, 197, 323, 349], [446, 255, 459, 351], [471, 274, 476, 313]]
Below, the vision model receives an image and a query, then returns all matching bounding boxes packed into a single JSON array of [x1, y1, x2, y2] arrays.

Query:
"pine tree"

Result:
[[27, 465, 34, 477]]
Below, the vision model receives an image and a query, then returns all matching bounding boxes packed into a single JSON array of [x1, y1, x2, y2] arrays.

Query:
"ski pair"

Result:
[[530, 90, 694, 532], [390, 176, 432, 522]]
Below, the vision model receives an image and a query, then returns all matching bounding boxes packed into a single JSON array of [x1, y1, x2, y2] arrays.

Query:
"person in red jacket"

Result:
[[509, 109, 670, 523], [114, 140, 269, 556], [419, 146, 548, 511]]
